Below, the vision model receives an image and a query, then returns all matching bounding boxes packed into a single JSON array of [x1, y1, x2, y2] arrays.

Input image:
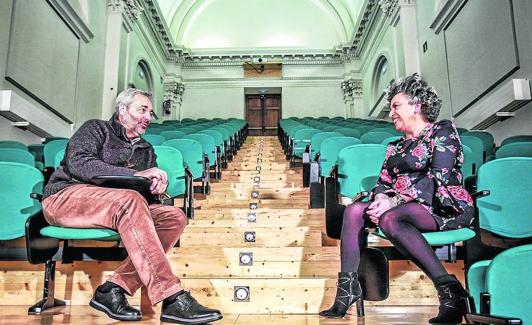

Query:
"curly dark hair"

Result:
[[385, 73, 442, 122]]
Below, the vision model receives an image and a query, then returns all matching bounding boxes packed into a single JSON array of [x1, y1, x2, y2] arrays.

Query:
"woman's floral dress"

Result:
[[370, 120, 474, 230]]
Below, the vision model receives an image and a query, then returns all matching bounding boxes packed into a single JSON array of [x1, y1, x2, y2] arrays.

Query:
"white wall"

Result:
[[180, 64, 345, 120]]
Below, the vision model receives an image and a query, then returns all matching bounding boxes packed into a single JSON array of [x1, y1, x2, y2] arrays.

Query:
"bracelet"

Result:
[[388, 195, 404, 208]]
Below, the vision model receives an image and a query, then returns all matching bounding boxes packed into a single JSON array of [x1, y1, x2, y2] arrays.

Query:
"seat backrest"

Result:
[[0, 162, 43, 240], [476, 157, 532, 238], [460, 135, 484, 171], [54, 149, 65, 168], [161, 139, 204, 179], [337, 144, 387, 197], [354, 125, 377, 135], [159, 130, 186, 141], [462, 131, 495, 160], [152, 146, 186, 197], [336, 128, 361, 139], [198, 129, 224, 148], [142, 134, 166, 146], [0, 140, 27, 151], [175, 127, 198, 135], [381, 136, 403, 145], [486, 244, 532, 324], [495, 142, 532, 159], [319, 137, 362, 177], [500, 135, 532, 147], [43, 139, 69, 168], [310, 132, 343, 158], [0, 148, 35, 166], [461, 145, 476, 180], [361, 131, 394, 144], [184, 133, 216, 167]]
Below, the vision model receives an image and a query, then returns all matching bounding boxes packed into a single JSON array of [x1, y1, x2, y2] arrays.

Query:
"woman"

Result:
[[319, 73, 474, 324]]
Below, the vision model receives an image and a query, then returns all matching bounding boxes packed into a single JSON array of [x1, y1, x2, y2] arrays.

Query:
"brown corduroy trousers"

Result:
[[42, 184, 186, 304]]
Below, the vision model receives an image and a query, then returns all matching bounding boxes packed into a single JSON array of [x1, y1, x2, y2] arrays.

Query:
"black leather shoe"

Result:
[[89, 285, 142, 321], [160, 291, 222, 324]]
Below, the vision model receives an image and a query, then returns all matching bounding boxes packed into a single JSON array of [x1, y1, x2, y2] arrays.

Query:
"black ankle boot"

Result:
[[429, 275, 471, 324], [89, 283, 142, 321], [160, 290, 222, 324], [319, 272, 362, 318]]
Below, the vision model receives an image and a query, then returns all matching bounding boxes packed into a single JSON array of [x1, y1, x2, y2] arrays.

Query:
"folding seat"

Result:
[[380, 136, 402, 145], [162, 139, 207, 195], [304, 132, 342, 187], [465, 157, 532, 324], [41, 139, 69, 181], [159, 130, 186, 141], [142, 134, 166, 146], [174, 127, 197, 135], [198, 129, 224, 179], [183, 133, 217, 194], [500, 135, 532, 146], [354, 124, 377, 135], [0, 140, 27, 150], [0, 162, 43, 261], [462, 131, 495, 162], [460, 135, 484, 177], [291, 128, 320, 168], [328, 150, 477, 317], [25, 147, 192, 314], [0, 148, 36, 166], [360, 131, 395, 144], [209, 125, 235, 164], [495, 142, 532, 158], [309, 137, 361, 208], [284, 124, 307, 159], [336, 128, 361, 139]]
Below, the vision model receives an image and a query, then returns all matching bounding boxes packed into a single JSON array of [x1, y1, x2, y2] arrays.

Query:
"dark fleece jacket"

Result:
[[43, 114, 156, 198]]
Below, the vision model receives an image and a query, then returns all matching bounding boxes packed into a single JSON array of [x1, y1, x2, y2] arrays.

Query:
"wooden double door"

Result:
[[245, 94, 281, 136]]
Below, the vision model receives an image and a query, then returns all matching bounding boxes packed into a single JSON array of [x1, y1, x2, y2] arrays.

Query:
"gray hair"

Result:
[[385, 73, 442, 122], [114, 88, 152, 113]]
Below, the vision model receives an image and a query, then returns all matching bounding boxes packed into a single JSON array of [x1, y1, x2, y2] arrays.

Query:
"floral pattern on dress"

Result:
[[370, 120, 474, 230]]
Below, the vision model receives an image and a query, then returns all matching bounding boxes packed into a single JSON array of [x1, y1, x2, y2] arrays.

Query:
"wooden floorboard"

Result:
[[0, 305, 438, 324]]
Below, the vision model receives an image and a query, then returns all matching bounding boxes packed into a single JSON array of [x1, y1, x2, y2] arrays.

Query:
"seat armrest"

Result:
[[471, 190, 490, 199], [352, 191, 370, 202]]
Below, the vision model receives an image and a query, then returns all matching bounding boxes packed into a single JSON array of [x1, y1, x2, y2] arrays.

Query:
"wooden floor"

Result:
[[0, 306, 437, 324], [0, 136, 463, 323]]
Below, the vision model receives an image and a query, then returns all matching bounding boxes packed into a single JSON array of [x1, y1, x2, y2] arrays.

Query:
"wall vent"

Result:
[[453, 79, 531, 130], [0, 90, 73, 138]]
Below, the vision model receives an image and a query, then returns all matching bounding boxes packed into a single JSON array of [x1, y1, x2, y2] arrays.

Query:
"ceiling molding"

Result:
[[138, 0, 381, 65]]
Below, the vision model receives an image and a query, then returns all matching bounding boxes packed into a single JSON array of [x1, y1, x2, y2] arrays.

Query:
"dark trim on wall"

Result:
[[5, 76, 73, 124], [368, 92, 385, 116]]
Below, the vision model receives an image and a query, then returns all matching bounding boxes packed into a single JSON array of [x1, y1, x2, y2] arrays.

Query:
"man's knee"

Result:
[[154, 206, 187, 230]]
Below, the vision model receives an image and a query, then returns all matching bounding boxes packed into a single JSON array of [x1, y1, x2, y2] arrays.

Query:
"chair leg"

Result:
[[28, 259, 66, 315]]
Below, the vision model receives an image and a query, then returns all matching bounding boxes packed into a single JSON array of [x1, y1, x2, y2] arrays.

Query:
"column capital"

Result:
[[379, 0, 415, 26], [124, 0, 144, 21], [341, 79, 363, 103]]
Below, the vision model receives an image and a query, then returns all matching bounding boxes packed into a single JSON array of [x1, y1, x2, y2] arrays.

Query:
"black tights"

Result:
[[340, 201, 448, 281]]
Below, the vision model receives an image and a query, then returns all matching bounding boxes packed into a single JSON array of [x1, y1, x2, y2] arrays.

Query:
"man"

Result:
[[42, 88, 222, 324]]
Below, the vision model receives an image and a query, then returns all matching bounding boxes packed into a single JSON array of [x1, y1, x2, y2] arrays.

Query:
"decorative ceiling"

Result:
[[155, 0, 365, 54]]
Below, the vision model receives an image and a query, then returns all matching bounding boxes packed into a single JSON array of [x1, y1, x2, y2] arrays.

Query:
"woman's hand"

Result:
[[134, 167, 168, 194], [366, 194, 392, 224]]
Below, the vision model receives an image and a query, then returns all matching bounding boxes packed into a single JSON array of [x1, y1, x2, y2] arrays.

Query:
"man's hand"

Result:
[[366, 194, 391, 224], [134, 167, 168, 195]]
